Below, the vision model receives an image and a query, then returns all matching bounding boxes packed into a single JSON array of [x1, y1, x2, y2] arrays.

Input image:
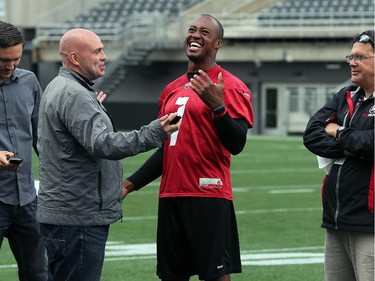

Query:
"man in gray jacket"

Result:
[[37, 28, 180, 281]]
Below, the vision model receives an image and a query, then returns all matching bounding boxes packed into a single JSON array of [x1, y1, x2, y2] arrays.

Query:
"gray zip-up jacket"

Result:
[[37, 67, 167, 226]]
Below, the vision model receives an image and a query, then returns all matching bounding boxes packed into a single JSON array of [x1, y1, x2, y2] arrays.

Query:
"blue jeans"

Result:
[[39, 223, 109, 281], [0, 198, 48, 281]]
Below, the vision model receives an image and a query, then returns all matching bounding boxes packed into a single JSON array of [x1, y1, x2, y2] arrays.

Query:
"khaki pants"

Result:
[[325, 230, 374, 281]]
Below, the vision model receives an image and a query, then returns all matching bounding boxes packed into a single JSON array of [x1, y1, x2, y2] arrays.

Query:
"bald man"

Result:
[[36, 29, 180, 281], [59, 28, 106, 81]]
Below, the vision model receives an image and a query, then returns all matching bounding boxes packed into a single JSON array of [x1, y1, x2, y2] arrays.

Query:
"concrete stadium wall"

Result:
[[34, 57, 349, 134]]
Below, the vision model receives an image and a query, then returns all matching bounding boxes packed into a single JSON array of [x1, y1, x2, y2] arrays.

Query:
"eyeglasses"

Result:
[[345, 54, 375, 63]]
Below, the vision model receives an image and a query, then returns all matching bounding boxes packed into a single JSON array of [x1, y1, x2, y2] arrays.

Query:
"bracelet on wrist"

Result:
[[212, 105, 227, 119], [212, 104, 226, 114]]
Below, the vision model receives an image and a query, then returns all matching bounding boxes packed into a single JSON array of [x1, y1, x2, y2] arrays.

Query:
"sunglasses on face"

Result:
[[354, 32, 374, 48]]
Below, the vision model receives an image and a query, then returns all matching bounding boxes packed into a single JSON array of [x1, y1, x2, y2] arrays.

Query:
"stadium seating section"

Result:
[[38, 0, 374, 42], [69, 0, 201, 29], [259, 0, 374, 24]]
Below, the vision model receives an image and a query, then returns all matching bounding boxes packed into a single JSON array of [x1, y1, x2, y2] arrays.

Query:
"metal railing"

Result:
[[36, 0, 102, 24], [34, 10, 374, 92], [34, 10, 374, 45], [216, 11, 374, 38]]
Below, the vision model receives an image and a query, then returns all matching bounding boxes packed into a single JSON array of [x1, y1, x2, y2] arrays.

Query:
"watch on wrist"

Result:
[[336, 126, 345, 139]]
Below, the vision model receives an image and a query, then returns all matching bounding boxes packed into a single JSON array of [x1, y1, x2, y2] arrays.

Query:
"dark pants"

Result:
[[0, 198, 48, 281], [40, 223, 109, 281]]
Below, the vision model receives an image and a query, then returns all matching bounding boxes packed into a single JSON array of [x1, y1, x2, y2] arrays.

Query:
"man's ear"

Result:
[[68, 52, 79, 65], [216, 39, 223, 49]]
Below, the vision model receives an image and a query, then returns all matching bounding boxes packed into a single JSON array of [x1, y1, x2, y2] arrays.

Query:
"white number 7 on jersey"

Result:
[[170, 97, 189, 146]]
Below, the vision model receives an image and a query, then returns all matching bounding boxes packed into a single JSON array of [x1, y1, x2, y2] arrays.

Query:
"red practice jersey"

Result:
[[158, 65, 254, 200]]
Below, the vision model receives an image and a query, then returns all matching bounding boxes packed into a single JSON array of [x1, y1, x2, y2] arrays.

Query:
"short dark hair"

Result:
[[0, 21, 24, 48], [200, 14, 224, 40], [353, 30, 374, 51]]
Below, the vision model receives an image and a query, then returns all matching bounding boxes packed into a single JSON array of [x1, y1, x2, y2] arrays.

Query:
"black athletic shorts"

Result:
[[156, 197, 242, 280]]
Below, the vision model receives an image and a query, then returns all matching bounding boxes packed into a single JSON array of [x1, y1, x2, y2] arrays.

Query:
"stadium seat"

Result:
[[258, 0, 374, 26], [38, 0, 196, 40]]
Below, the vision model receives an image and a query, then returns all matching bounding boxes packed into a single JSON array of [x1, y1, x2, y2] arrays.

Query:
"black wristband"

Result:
[[212, 105, 226, 115]]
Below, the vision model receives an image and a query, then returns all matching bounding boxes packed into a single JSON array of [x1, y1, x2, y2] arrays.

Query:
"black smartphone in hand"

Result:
[[9, 157, 23, 165], [169, 116, 181, 125]]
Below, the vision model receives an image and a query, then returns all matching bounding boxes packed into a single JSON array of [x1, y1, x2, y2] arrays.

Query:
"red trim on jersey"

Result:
[[158, 65, 254, 200], [368, 167, 374, 213]]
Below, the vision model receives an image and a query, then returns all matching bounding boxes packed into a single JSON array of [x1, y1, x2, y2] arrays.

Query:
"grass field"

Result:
[[0, 135, 326, 281]]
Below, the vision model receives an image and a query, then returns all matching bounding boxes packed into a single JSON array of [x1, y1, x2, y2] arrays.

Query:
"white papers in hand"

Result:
[[316, 156, 335, 175]]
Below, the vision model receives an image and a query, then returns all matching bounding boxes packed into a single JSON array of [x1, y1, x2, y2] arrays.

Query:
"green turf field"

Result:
[[0, 135, 326, 281]]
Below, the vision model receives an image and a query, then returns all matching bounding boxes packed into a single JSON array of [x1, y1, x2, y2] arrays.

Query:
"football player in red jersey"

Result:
[[123, 14, 254, 281]]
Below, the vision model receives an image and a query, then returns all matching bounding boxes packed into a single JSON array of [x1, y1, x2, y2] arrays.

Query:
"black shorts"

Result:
[[156, 197, 242, 280]]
